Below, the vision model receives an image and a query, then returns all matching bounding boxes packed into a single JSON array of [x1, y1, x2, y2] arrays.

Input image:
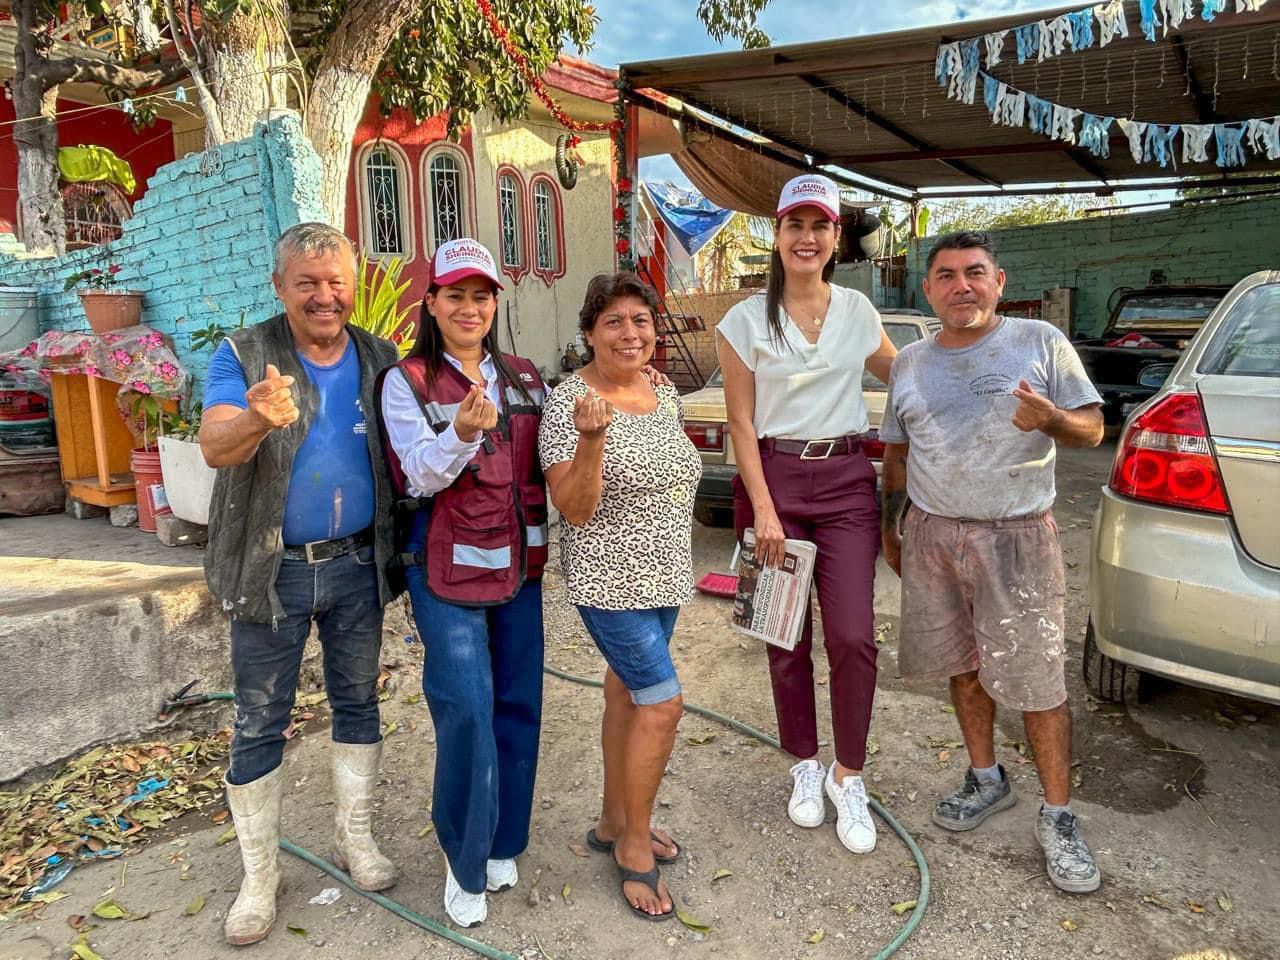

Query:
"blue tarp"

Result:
[[643, 182, 735, 256]]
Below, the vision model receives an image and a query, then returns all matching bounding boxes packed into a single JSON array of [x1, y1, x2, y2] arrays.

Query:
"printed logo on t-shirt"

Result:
[[969, 373, 1015, 397], [353, 396, 367, 435]]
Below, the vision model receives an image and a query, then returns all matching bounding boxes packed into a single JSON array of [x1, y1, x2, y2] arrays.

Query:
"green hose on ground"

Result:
[[273, 664, 931, 960]]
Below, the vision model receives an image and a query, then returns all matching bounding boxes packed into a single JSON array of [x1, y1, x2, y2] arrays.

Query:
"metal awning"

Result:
[[621, 1, 1280, 198]]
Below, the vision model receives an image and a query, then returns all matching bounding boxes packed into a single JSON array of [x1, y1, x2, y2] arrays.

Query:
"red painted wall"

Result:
[[343, 98, 475, 304], [0, 95, 174, 230]]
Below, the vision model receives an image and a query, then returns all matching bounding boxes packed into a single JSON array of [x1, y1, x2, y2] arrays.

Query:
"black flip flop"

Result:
[[586, 827, 681, 864], [613, 852, 675, 922]]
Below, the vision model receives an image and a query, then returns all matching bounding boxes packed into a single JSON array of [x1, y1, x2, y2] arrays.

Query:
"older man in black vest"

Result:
[[200, 222, 399, 945]]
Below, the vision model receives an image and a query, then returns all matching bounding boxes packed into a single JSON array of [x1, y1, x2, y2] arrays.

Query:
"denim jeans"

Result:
[[574, 605, 681, 705], [404, 525, 544, 894], [227, 545, 384, 785]]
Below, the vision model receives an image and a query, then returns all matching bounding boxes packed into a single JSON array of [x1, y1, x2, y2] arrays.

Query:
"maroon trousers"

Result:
[[733, 445, 881, 770]]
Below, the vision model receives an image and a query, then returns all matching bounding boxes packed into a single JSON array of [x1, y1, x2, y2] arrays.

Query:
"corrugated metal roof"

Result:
[[621, 2, 1280, 195]]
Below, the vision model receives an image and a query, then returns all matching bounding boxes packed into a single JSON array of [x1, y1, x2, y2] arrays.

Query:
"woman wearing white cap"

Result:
[[716, 174, 897, 854], [376, 238, 550, 927]]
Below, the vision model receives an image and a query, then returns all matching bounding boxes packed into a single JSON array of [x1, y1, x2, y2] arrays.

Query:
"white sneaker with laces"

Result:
[[787, 759, 827, 828], [485, 858, 518, 893], [444, 865, 487, 928], [825, 765, 877, 854]]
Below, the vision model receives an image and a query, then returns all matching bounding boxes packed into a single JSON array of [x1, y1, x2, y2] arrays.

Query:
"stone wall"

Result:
[[0, 115, 325, 391]]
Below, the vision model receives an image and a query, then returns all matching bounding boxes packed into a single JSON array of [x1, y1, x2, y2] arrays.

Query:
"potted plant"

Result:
[[64, 263, 144, 334], [126, 389, 180, 532], [350, 254, 416, 356]]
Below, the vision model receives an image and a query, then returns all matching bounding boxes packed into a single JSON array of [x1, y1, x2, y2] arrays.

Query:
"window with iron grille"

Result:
[[361, 147, 407, 258], [62, 182, 131, 250], [498, 172, 525, 270], [426, 149, 468, 252], [532, 179, 560, 275]]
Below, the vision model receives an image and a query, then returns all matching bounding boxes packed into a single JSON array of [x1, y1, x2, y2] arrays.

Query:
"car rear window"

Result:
[[862, 321, 924, 389], [1113, 294, 1222, 331], [1197, 283, 1280, 378]]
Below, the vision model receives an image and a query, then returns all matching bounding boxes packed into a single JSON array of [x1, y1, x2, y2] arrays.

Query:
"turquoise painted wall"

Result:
[[905, 194, 1280, 336], [0, 114, 326, 392]]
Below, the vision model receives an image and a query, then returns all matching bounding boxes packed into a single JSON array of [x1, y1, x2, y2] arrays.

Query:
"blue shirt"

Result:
[[204, 338, 376, 544]]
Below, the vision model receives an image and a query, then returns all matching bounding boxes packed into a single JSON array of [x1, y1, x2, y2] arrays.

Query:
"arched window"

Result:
[[529, 175, 565, 285], [422, 145, 474, 253], [357, 142, 412, 261], [496, 166, 528, 283]]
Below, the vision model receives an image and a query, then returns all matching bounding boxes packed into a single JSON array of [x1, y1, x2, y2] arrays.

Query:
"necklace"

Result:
[[785, 298, 827, 328]]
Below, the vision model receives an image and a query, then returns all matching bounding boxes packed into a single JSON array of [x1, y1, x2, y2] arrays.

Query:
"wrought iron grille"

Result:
[[427, 152, 465, 250], [62, 182, 130, 249], [363, 148, 404, 256], [533, 180, 558, 273], [499, 175, 523, 268]]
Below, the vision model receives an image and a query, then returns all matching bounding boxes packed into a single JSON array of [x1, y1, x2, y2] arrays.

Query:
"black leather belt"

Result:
[[760, 435, 864, 460], [283, 528, 373, 564]]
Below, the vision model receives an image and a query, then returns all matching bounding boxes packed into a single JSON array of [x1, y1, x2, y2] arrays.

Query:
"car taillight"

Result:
[[685, 421, 725, 453], [1109, 392, 1229, 514], [862, 429, 885, 460]]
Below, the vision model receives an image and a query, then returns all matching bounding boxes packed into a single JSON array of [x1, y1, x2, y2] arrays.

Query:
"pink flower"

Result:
[[112, 349, 131, 365], [130, 380, 151, 395], [142, 333, 163, 348], [107, 264, 121, 275], [84, 364, 101, 377], [75, 340, 92, 354], [90, 269, 102, 276]]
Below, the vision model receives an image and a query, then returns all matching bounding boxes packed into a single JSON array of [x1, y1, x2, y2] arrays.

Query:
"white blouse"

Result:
[[716, 285, 884, 441]]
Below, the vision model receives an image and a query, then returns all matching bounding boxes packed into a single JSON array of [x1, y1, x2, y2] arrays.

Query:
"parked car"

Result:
[[1086, 270, 1280, 706], [682, 310, 940, 527], [1075, 285, 1231, 425]]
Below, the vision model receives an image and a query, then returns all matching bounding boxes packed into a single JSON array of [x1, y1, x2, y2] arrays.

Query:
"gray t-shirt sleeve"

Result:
[[877, 353, 909, 444], [1047, 328, 1104, 410]]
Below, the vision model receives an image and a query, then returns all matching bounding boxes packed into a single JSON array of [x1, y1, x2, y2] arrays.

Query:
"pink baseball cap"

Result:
[[429, 238, 504, 290], [776, 174, 841, 222]]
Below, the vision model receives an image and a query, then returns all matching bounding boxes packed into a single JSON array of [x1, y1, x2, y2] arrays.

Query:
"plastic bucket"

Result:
[[157, 435, 215, 525], [0, 287, 40, 355], [0, 386, 55, 451], [130, 447, 169, 532]]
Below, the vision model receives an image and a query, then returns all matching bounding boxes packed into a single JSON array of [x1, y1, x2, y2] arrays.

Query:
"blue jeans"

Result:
[[575, 605, 681, 705], [227, 545, 384, 785], [405, 520, 545, 894]]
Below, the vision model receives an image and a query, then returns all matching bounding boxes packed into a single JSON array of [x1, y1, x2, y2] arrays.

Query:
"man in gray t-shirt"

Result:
[[881, 231, 1104, 895]]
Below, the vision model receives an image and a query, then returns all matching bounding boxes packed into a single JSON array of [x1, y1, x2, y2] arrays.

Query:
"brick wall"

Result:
[[905, 194, 1280, 336], [0, 115, 326, 391], [671, 289, 755, 379]]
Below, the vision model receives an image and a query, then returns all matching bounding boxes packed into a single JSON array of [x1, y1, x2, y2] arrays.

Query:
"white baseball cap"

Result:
[[776, 174, 841, 222], [429, 238, 504, 290]]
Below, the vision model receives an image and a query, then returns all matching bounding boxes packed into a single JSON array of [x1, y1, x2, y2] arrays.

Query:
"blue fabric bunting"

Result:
[[1026, 95, 1053, 135], [1080, 114, 1115, 158], [1015, 23, 1040, 64], [1214, 124, 1247, 168], [1200, 0, 1226, 20], [1067, 10, 1095, 51], [1144, 124, 1181, 167], [1139, 0, 1161, 41], [983, 74, 1002, 113], [960, 38, 981, 101]]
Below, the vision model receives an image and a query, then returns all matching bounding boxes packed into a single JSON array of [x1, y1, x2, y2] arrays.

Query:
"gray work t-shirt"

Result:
[[878, 317, 1102, 520]]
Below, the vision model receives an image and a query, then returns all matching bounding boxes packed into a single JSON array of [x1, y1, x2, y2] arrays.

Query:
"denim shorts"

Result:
[[575, 605, 681, 705]]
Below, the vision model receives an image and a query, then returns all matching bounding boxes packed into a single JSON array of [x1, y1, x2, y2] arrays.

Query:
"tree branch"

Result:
[[31, 55, 190, 93]]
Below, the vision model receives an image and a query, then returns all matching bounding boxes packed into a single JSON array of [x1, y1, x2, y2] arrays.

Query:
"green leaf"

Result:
[[890, 899, 917, 915], [185, 893, 205, 915], [288, 924, 307, 936], [1217, 893, 1232, 912], [807, 929, 825, 944], [92, 899, 127, 920], [686, 734, 716, 745], [675, 907, 712, 933], [417, 824, 434, 838], [215, 826, 237, 846], [711, 868, 732, 882], [71, 938, 105, 960]]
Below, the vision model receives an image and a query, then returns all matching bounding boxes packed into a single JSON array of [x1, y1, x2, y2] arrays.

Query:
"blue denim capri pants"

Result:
[[575, 605, 681, 705]]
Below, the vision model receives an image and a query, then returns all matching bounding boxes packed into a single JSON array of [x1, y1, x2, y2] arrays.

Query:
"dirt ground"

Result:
[[3, 443, 1277, 960]]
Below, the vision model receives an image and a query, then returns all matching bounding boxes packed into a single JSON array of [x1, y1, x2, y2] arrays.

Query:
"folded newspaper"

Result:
[[732, 528, 817, 652]]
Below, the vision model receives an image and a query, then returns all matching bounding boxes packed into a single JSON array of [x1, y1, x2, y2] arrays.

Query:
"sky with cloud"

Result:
[[582, 0, 1073, 191]]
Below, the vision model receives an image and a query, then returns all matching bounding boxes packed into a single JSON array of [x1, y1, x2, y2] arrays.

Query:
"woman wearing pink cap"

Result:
[[717, 174, 897, 855], [376, 238, 549, 928]]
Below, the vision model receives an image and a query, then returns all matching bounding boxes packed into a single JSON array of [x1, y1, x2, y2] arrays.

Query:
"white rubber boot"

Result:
[[224, 766, 284, 946], [331, 741, 397, 891]]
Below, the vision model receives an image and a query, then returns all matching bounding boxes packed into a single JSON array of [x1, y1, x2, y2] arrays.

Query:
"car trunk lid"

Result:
[[1199, 376, 1280, 569]]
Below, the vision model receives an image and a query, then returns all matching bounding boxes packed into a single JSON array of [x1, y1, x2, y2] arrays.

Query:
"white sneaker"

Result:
[[825, 765, 877, 854], [444, 865, 487, 928], [485, 858, 518, 893], [787, 759, 827, 828]]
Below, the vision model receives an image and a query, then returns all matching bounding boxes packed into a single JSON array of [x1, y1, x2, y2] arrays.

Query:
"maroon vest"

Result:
[[379, 355, 547, 606]]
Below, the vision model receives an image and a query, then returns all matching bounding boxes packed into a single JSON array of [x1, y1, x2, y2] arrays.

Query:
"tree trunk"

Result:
[[204, 9, 288, 144], [11, 0, 64, 255], [305, 0, 416, 225]]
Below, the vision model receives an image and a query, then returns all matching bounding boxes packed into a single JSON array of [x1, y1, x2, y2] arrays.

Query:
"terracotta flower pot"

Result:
[[79, 290, 144, 334]]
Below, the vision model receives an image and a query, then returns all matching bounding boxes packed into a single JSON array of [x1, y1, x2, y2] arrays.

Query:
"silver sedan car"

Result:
[[1086, 269, 1280, 705]]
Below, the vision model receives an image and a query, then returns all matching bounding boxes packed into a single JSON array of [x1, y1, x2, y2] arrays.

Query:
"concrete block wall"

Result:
[[905, 194, 1280, 336], [0, 114, 327, 392], [670, 289, 755, 381]]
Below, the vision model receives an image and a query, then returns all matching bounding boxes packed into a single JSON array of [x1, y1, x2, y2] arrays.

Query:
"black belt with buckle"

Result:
[[283, 528, 373, 564], [760, 435, 864, 460]]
